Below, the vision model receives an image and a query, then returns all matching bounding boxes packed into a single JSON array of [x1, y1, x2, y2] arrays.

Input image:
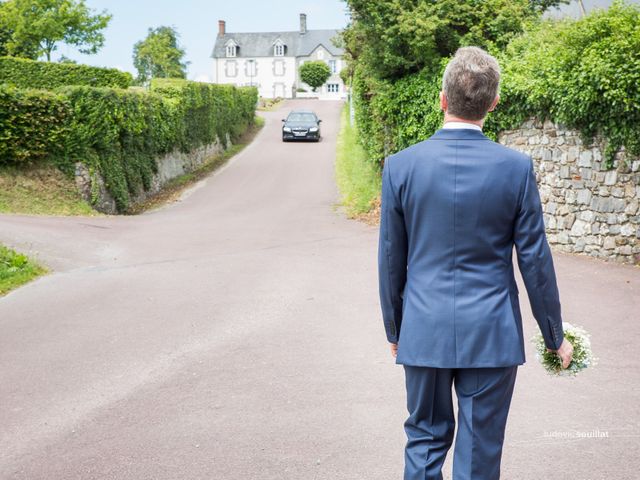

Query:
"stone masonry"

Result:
[[75, 133, 231, 214], [499, 119, 640, 265]]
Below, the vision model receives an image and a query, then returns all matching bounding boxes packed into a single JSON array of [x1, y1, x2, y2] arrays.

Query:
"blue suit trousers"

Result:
[[403, 365, 518, 480]]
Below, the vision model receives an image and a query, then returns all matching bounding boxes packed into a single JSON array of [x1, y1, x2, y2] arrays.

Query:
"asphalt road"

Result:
[[1, 99, 639, 479]]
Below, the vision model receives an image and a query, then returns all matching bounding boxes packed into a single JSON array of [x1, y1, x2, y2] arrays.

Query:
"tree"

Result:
[[342, 0, 571, 80], [299, 61, 331, 92], [133, 26, 188, 85], [0, 0, 111, 61]]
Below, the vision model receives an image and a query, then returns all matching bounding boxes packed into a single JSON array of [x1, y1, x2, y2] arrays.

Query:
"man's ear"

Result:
[[488, 94, 500, 112], [439, 91, 447, 112]]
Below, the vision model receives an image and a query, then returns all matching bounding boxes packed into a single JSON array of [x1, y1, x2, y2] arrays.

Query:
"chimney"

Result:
[[218, 20, 226, 36], [300, 13, 307, 35]]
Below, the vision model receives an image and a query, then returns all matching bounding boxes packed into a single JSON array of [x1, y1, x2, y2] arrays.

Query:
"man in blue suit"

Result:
[[378, 46, 574, 480]]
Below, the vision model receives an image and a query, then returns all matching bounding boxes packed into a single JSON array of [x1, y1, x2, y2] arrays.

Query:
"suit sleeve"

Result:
[[513, 158, 564, 350], [378, 157, 408, 344]]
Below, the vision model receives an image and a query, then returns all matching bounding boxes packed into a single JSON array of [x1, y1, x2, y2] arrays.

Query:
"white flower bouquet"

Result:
[[532, 322, 596, 376]]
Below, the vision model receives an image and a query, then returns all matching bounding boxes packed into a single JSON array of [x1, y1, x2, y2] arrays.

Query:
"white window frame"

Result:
[[328, 59, 337, 74], [246, 59, 257, 77], [226, 60, 237, 77], [225, 40, 238, 58], [327, 83, 339, 93], [317, 49, 325, 60], [274, 44, 285, 57]]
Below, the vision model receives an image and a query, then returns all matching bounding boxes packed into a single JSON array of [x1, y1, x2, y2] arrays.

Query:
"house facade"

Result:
[[211, 14, 346, 99]]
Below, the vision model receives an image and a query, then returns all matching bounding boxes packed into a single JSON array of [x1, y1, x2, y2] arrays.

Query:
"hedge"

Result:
[[352, 1, 640, 170], [0, 56, 133, 89], [150, 78, 258, 152], [486, 1, 640, 166], [0, 79, 258, 212], [0, 84, 69, 164]]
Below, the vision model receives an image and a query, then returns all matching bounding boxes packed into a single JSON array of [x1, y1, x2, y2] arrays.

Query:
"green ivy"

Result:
[[0, 84, 69, 164], [0, 79, 258, 212], [353, 1, 640, 170], [0, 56, 133, 89], [487, 1, 640, 167]]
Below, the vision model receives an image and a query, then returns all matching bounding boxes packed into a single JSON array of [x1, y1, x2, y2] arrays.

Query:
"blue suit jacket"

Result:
[[378, 128, 564, 368]]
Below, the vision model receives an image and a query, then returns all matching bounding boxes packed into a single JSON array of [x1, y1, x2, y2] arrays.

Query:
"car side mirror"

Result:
[[318, 119, 322, 123], [281, 119, 286, 122]]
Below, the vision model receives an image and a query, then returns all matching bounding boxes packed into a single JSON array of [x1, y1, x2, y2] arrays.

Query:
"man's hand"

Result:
[[547, 338, 574, 369], [390, 343, 398, 358]]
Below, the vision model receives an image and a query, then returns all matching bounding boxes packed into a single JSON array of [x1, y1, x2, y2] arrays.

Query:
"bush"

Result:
[[351, 1, 640, 169], [0, 78, 258, 212], [60, 85, 175, 210], [299, 61, 331, 92], [0, 84, 69, 164], [352, 61, 445, 167], [150, 79, 257, 151], [60, 80, 257, 211], [486, 0, 640, 166], [0, 56, 133, 89]]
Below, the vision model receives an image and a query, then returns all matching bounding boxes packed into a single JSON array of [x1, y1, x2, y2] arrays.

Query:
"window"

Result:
[[274, 44, 285, 56], [327, 83, 340, 93], [274, 60, 285, 76], [317, 49, 325, 60], [245, 59, 257, 77], [287, 112, 317, 122], [225, 61, 237, 77], [226, 45, 237, 58], [328, 60, 337, 74]]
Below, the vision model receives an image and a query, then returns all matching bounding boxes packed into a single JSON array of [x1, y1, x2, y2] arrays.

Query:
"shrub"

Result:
[[59, 85, 175, 210], [351, 1, 640, 170], [0, 84, 69, 165], [352, 61, 445, 167], [0, 56, 133, 89], [486, 0, 640, 166], [1, 78, 257, 212], [299, 61, 331, 92], [59, 80, 256, 211], [150, 79, 257, 151]]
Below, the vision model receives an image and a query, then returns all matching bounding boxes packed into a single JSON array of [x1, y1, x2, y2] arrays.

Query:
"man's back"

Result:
[[378, 127, 564, 368]]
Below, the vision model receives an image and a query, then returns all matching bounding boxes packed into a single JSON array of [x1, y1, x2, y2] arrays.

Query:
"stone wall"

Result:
[[499, 119, 640, 265], [75, 134, 231, 214]]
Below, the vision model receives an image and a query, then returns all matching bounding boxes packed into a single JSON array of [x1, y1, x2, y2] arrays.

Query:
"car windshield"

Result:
[[287, 113, 316, 123]]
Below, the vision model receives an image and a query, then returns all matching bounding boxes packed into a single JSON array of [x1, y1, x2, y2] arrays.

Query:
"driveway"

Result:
[[1, 99, 638, 479]]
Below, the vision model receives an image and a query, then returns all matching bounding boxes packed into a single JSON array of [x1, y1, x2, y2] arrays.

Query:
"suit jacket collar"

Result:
[[429, 128, 490, 141]]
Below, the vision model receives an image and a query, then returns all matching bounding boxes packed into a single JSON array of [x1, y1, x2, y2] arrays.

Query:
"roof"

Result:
[[211, 29, 344, 58]]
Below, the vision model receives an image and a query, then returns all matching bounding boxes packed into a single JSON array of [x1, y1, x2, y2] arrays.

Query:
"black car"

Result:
[[282, 110, 322, 142]]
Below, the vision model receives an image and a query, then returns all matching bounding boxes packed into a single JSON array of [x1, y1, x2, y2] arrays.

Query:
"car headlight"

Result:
[[309, 127, 318, 132], [283, 127, 292, 132]]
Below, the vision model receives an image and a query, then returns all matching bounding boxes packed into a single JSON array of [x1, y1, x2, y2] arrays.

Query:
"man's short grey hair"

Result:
[[442, 46, 501, 121]]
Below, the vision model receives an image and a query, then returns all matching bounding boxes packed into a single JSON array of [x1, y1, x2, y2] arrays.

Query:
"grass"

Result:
[[126, 116, 265, 214], [0, 162, 99, 216], [0, 244, 47, 296], [335, 103, 381, 224]]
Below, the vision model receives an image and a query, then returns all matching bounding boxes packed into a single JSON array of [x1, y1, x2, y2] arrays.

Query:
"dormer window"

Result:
[[225, 39, 238, 58], [274, 39, 285, 57]]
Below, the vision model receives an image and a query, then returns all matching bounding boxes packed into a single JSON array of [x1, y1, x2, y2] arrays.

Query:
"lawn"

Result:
[[0, 162, 98, 216]]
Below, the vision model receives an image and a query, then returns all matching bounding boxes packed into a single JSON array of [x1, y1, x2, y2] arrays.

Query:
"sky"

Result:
[[57, 0, 351, 81]]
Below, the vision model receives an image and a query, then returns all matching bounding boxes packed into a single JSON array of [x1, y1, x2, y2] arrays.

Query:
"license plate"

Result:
[[294, 131, 306, 136]]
